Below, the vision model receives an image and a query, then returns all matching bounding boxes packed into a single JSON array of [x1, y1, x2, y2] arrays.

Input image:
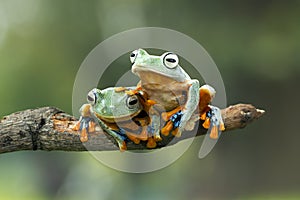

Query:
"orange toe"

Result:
[[209, 126, 219, 139], [172, 128, 181, 137], [80, 128, 88, 142], [88, 121, 96, 132], [161, 121, 173, 136], [219, 123, 225, 131], [200, 112, 207, 121], [202, 118, 211, 129], [147, 137, 157, 148], [119, 141, 127, 152], [73, 121, 81, 131]]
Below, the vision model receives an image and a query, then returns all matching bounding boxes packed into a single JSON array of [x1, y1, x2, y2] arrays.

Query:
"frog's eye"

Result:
[[130, 50, 138, 63], [87, 90, 96, 105], [163, 53, 179, 69], [126, 95, 139, 109]]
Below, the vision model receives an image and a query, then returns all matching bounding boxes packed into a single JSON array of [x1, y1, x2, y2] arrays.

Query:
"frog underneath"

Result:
[[73, 87, 157, 150]]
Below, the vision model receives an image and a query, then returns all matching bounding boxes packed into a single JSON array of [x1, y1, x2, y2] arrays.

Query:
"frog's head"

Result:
[[131, 49, 190, 83], [86, 88, 142, 122]]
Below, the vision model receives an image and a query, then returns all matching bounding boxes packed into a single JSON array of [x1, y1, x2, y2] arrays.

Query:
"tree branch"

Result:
[[0, 104, 265, 154]]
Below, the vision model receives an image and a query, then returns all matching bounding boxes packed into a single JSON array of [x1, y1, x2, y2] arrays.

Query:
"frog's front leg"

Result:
[[177, 79, 200, 136], [73, 104, 96, 142], [149, 114, 162, 141]]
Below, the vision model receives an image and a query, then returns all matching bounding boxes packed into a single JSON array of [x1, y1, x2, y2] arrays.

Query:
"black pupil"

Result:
[[129, 98, 138, 105], [166, 58, 176, 63], [130, 53, 136, 57], [87, 95, 94, 102]]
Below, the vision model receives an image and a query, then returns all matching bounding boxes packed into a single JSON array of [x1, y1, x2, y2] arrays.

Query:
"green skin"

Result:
[[79, 87, 142, 150], [90, 87, 142, 123], [131, 49, 200, 134]]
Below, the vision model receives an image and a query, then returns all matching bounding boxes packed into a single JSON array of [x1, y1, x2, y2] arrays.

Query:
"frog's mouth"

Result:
[[132, 66, 177, 84], [95, 111, 141, 124]]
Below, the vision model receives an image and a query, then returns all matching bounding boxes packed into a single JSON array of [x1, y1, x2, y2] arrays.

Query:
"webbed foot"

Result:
[[146, 137, 157, 148], [161, 110, 183, 137], [73, 116, 96, 143], [80, 128, 88, 142], [161, 121, 173, 136], [110, 129, 128, 151], [204, 106, 225, 139], [73, 104, 97, 143]]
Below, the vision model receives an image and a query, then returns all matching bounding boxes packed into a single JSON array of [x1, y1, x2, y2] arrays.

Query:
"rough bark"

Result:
[[0, 104, 265, 154]]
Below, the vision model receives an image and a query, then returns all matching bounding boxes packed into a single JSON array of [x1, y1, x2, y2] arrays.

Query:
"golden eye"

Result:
[[163, 53, 179, 69], [130, 50, 138, 63]]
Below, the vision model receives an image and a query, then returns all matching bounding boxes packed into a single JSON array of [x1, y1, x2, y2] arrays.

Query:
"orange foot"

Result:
[[209, 125, 219, 139], [202, 117, 211, 129], [172, 128, 181, 137], [161, 121, 173, 136], [219, 123, 225, 131], [72, 121, 81, 131], [80, 128, 88, 142], [126, 132, 141, 144], [119, 141, 127, 152], [147, 137, 157, 149], [88, 120, 96, 132]]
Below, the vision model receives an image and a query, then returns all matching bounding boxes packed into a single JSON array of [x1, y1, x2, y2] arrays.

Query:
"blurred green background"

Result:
[[0, 0, 299, 199]]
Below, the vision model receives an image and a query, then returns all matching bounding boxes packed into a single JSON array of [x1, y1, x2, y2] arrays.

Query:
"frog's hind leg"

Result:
[[198, 105, 225, 159], [98, 120, 127, 151], [161, 106, 182, 121]]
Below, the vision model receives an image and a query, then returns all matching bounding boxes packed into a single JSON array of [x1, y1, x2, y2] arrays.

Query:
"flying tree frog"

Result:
[[130, 49, 200, 136], [73, 87, 157, 151]]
